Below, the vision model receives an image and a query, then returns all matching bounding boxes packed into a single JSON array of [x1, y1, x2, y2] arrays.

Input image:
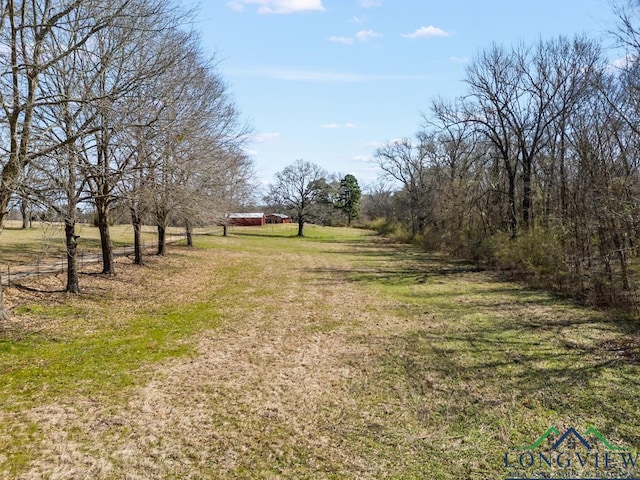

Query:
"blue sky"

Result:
[[192, 0, 619, 190]]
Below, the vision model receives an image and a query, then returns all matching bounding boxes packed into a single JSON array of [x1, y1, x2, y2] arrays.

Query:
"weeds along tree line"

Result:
[[366, 3, 640, 307], [0, 0, 254, 304]]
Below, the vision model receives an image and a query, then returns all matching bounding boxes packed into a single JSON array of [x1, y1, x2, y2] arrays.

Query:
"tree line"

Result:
[[366, 2, 640, 306], [0, 0, 253, 306]]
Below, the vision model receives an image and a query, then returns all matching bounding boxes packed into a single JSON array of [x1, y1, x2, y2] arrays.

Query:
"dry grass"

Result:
[[0, 225, 639, 479], [0, 221, 190, 265]]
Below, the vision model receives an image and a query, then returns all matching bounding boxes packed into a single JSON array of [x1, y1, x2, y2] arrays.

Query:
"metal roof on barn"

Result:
[[228, 212, 265, 218]]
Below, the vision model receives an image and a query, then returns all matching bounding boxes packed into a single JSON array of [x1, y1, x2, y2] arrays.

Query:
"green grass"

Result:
[[0, 224, 639, 478], [330, 243, 640, 478], [0, 296, 222, 475], [0, 301, 219, 404]]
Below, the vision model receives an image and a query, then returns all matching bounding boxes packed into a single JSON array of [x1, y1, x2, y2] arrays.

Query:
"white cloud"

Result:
[[351, 155, 373, 162], [359, 0, 382, 8], [402, 25, 451, 39], [611, 55, 634, 70], [329, 28, 382, 45], [345, 123, 357, 128], [251, 132, 281, 143], [329, 35, 354, 45], [450, 56, 469, 64], [351, 15, 365, 24], [355, 29, 382, 42], [226, 1, 245, 11], [227, 0, 325, 14]]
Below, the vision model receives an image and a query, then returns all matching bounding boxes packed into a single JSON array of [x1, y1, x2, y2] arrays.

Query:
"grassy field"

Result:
[[0, 224, 639, 479], [0, 221, 189, 264]]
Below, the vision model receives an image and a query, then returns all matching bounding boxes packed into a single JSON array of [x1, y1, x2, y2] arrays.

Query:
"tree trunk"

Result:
[[558, 123, 568, 223], [185, 219, 193, 247], [410, 196, 418, 238], [507, 171, 517, 239], [64, 218, 80, 294], [21, 199, 30, 229], [223, 224, 228, 237], [297, 218, 304, 237], [0, 283, 8, 321], [131, 208, 144, 266], [0, 7, 39, 239], [522, 155, 532, 231], [157, 224, 166, 256], [0, 183, 12, 235], [96, 199, 115, 274]]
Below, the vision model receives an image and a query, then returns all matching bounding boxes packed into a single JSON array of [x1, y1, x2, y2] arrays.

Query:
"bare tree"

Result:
[[374, 137, 432, 238], [267, 160, 327, 237], [140, 38, 250, 255], [78, 1, 193, 272], [0, 0, 128, 311], [374, 32, 636, 304], [360, 181, 395, 222], [26, 4, 119, 293], [433, 37, 603, 238], [179, 146, 255, 247]]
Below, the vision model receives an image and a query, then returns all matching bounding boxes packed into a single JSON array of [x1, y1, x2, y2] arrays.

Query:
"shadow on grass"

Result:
[[312, 236, 640, 447], [11, 283, 65, 294], [229, 230, 372, 243], [230, 231, 300, 239]]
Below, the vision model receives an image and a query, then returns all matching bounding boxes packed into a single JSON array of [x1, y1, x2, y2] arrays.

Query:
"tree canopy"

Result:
[[336, 174, 362, 226], [266, 160, 327, 237]]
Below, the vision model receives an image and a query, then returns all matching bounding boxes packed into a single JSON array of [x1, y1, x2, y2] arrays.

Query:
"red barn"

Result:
[[266, 213, 292, 224], [227, 212, 266, 226]]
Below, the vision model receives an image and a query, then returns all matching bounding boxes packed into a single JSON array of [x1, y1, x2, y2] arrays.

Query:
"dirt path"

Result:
[[12, 234, 426, 479]]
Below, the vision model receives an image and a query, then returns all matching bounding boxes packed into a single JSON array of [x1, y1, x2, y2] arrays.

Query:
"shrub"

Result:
[[491, 228, 571, 291]]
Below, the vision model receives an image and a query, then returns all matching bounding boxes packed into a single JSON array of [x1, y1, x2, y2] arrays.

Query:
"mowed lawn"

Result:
[[0, 224, 639, 479]]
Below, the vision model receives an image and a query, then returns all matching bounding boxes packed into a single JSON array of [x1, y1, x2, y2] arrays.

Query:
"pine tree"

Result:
[[337, 174, 362, 226]]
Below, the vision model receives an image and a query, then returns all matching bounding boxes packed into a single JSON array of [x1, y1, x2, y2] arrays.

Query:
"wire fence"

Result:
[[0, 233, 187, 286]]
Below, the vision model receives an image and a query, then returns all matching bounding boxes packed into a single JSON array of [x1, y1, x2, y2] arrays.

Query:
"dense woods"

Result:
[[365, 3, 640, 306]]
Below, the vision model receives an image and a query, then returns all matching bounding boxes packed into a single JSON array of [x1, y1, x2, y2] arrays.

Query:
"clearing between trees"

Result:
[[0, 225, 638, 479]]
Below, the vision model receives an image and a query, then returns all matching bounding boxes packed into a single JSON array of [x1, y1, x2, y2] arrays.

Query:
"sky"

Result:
[[190, 0, 621, 191]]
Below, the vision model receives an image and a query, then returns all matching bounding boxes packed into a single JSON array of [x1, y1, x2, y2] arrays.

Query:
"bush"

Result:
[[491, 228, 571, 291], [419, 227, 442, 252]]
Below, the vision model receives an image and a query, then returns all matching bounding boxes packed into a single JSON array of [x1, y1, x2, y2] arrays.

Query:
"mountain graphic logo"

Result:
[[519, 426, 629, 451]]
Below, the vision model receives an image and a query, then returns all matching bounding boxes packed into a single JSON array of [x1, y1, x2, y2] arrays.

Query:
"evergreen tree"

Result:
[[337, 174, 362, 226]]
